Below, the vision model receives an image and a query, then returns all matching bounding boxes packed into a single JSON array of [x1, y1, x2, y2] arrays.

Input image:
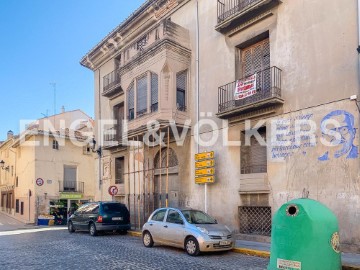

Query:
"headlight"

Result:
[[196, 227, 209, 234]]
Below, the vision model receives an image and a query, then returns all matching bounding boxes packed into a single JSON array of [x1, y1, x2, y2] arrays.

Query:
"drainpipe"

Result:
[[98, 70, 103, 201], [357, 0, 360, 165], [195, 0, 206, 213]]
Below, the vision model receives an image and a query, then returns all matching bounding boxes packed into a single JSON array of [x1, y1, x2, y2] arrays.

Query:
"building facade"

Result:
[[81, 0, 360, 252], [0, 110, 96, 224]]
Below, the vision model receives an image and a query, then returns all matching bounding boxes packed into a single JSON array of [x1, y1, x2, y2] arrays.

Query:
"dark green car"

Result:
[[68, 202, 131, 236]]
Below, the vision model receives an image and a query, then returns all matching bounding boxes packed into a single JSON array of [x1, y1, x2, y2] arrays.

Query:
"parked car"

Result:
[[142, 207, 234, 256], [68, 202, 131, 236]]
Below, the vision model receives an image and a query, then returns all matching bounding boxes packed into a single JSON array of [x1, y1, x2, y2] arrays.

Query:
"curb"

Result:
[[232, 247, 270, 258], [128, 231, 360, 269]]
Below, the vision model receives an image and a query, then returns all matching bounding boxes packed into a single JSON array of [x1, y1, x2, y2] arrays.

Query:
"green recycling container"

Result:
[[268, 198, 341, 270]]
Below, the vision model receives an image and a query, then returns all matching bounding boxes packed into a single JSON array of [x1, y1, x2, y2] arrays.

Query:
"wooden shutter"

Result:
[[241, 38, 270, 77], [137, 75, 148, 116], [241, 127, 267, 174]]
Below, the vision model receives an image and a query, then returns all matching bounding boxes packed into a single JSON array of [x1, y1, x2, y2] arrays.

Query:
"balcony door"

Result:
[[64, 166, 77, 192], [113, 103, 124, 141], [241, 38, 270, 77]]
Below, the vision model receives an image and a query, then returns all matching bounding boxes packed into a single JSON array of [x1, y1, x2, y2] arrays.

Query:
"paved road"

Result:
[[0, 229, 269, 270]]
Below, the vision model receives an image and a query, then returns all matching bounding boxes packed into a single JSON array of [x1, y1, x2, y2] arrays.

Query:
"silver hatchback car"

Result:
[[142, 207, 235, 256]]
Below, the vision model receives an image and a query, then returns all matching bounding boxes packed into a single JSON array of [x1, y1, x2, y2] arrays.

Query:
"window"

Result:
[[137, 36, 147, 51], [83, 145, 91, 155], [166, 210, 183, 224], [52, 140, 59, 150], [128, 83, 135, 120], [241, 126, 267, 174], [241, 38, 270, 92], [151, 73, 159, 112], [137, 75, 148, 116], [20, 202, 24, 215], [15, 199, 19, 213], [127, 72, 159, 120], [115, 157, 124, 184], [16, 176, 18, 187], [176, 70, 187, 111], [64, 165, 77, 191], [151, 209, 167, 222]]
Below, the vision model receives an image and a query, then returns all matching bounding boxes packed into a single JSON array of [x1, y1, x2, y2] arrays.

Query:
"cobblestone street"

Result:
[[0, 229, 269, 270]]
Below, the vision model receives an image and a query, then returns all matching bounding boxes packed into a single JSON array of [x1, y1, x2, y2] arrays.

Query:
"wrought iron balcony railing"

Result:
[[217, 0, 268, 23], [103, 70, 121, 96], [103, 125, 124, 148], [218, 66, 282, 115], [59, 181, 84, 193]]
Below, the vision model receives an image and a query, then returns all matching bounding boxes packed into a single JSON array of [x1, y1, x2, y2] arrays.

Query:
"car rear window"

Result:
[[102, 203, 128, 214]]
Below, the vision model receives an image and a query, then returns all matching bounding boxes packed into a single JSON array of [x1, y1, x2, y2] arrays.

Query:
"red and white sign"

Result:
[[108, 186, 118, 196], [36, 178, 44, 186], [234, 74, 257, 100]]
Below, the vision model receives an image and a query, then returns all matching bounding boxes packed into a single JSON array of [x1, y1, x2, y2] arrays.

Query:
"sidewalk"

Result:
[[128, 231, 360, 269], [234, 240, 360, 270]]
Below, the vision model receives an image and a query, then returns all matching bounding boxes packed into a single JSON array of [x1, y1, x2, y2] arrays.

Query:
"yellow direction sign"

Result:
[[195, 160, 215, 169], [195, 151, 214, 161], [195, 167, 215, 177], [195, 176, 215, 184]]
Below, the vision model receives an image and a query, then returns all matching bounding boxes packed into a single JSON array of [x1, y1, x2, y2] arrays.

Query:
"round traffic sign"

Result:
[[108, 185, 118, 196], [36, 178, 44, 186]]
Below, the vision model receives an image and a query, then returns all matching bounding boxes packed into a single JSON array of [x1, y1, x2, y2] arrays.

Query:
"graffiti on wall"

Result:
[[318, 110, 358, 161], [270, 110, 358, 161], [271, 113, 316, 160]]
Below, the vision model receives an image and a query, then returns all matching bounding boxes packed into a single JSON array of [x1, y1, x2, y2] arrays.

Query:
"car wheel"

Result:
[[68, 221, 75, 233], [143, 231, 154, 247], [89, 223, 97, 237], [185, 236, 200, 256]]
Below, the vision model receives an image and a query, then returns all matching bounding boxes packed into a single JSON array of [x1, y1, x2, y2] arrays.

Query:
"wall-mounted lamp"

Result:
[[91, 138, 102, 157], [0, 160, 9, 171]]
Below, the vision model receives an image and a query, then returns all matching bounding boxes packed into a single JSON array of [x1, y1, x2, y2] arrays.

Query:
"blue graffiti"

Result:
[[318, 110, 358, 161]]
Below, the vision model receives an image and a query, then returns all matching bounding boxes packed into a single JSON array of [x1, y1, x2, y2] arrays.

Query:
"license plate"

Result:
[[219, 240, 231, 246], [112, 217, 123, 221]]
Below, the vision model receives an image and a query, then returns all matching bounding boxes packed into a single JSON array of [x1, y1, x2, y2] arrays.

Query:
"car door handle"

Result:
[[163, 225, 168, 228], [149, 224, 153, 226]]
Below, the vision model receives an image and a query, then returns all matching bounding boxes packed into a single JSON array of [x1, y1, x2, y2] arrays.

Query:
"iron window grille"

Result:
[[238, 206, 271, 236]]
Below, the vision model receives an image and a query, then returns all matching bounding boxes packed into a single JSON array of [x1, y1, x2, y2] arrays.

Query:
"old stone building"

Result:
[[0, 110, 96, 224], [81, 0, 360, 252]]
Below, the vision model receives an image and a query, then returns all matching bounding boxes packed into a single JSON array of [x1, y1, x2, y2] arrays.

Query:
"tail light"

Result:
[[97, 216, 103, 223]]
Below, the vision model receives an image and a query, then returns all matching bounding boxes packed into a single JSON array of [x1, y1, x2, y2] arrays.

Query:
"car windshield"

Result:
[[181, 210, 217, 224]]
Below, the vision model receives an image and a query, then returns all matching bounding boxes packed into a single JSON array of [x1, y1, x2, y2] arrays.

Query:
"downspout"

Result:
[[195, 0, 206, 212], [357, 0, 360, 165], [98, 70, 103, 201]]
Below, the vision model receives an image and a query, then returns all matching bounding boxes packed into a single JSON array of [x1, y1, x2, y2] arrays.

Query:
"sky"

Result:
[[0, 0, 145, 141]]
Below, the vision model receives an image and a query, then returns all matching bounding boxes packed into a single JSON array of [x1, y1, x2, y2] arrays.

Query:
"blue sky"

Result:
[[0, 0, 145, 141]]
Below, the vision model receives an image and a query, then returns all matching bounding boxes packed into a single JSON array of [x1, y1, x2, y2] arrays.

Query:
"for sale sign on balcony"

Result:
[[234, 74, 257, 100]]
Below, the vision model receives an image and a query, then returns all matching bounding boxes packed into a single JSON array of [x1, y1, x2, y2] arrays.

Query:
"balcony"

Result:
[[216, 0, 281, 33], [217, 66, 283, 119], [59, 181, 84, 193], [102, 124, 125, 149], [102, 70, 122, 98]]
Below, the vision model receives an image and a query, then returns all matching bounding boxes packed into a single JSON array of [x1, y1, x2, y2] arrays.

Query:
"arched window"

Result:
[[154, 148, 178, 169]]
